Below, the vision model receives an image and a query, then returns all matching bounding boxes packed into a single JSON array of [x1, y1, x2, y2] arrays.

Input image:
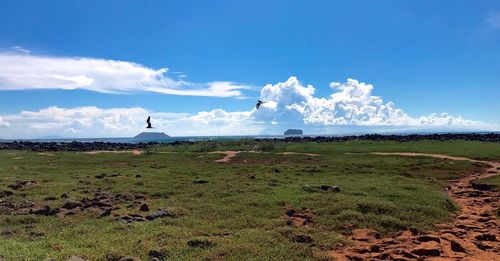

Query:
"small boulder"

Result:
[[94, 174, 106, 179], [471, 182, 495, 191], [0, 190, 13, 198], [148, 249, 166, 260], [30, 205, 59, 216], [99, 208, 112, 218], [65, 256, 87, 261], [293, 234, 313, 244], [411, 241, 441, 256], [187, 239, 214, 248], [62, 200, 83, 210], [8, 180, 37, 190], [319, 185, 340, 192], [118, 257, 141, 261], [351, 229, 380, 242], [146, 208, 174, 221], [139, 203, 150, 212], [417, 235, 441, 243], [474, 233, 496, 242]]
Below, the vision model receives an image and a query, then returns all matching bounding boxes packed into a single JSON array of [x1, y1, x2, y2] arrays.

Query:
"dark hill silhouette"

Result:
[[134, 132, 170, 139], [284, 129, 303, 135]]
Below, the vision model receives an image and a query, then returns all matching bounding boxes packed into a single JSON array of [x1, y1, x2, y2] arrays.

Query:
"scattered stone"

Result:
[[119, 214, 148, 223], [99, 208, 112, 217], [118, 257, 141, 261], [148, 249, 166, 260], [285, 207, 314, 227], [417, 235, 441, 243], [293, 234, 313, 244], [65, 256, 87, 261], [61, 200, 83, 210], [369, 245, 381, 252], [351, 229, 380, 242], [411, 241, 441, 256], [192, 180, 208, 184], [57, 209, 79, 217], [474, 240, 495, 250], [8, 180, 37, 190], [320, 185, 341, 192], [471, 182, 495, 191], [94, 174, 106, 179], [450, 240, 467, 253], [60, 193, 69, 199], [0, 190, 13, 198], [145, 208, 174, 221], [29, 205, 59, 216], [139, 203, 149, 212], [135, 174, 142, 178], [134, 194, 146, 200], [187, 239, 215, 248], [345, 253, 365, 261], [302, 184, 340, 192], [44, 196, 57, 201], [474, 233, 496, 242]]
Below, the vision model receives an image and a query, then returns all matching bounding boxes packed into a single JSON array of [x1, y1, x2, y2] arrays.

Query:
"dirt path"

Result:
[[209, 151, 240, 163], [209, 150, 319, 163], [83, 150, 143, 155], [330, 152, 500, 261]]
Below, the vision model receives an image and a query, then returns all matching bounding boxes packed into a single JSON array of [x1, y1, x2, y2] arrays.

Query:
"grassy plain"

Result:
[[0, 140, 498, 260]]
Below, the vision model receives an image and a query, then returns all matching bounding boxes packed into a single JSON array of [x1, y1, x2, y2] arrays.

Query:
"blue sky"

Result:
[[0, 1, 499, 138]]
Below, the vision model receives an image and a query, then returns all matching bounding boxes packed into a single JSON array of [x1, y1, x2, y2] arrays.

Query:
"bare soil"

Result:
[[329, 152, 500, 260]]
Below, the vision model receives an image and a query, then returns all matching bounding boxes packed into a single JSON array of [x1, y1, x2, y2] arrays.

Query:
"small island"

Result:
[[134, 132, 170, 140], [283, 129, 303, 135]]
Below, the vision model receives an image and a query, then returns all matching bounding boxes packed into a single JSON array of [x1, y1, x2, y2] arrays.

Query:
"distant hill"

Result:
[[284, 129, 303, 135], [134, 132, 170, 140], [38, 135, 65, 139]]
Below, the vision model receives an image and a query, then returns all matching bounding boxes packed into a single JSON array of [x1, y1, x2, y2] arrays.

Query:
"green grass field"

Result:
[[0, 140, 498, 260]]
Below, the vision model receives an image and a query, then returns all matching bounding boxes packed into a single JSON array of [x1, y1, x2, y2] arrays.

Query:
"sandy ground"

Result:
[[37, 152, 55, 156], [209, 151, 240, 163], [83, 150, 143, 155], [330, 152, 500, 260], [209, 150, 319, 163]]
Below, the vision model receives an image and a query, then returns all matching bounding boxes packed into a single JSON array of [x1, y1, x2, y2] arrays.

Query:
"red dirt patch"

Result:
[[329, 153, 500, 260]]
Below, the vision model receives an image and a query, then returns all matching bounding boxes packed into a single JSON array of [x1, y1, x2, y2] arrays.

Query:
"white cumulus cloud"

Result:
[[0, 77, 496, 139], [0, 52, 250, 97], [0, 106, 262, 138], [252, 77, 484, 129]]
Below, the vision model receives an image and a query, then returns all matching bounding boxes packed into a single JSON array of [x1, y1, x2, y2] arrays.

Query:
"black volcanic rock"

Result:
[[284, 129, 303, 135], [0, 133, 498, 152], [0, 141, 155, 152], [134, 132, 170, 140]]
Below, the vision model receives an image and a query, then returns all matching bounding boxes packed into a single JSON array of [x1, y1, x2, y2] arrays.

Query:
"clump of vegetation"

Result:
[[193, 141, 217, 152], [259, 142, 275, 152]]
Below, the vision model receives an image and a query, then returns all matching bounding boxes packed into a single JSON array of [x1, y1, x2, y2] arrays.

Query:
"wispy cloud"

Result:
[[0, 51, 250, 97], [0, 77, 496, 139], [486, 11, 500, 28], [11, 46, 31, 54]]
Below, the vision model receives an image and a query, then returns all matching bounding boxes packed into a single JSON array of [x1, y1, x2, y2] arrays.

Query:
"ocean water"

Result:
[[0, 135, 293, 143]]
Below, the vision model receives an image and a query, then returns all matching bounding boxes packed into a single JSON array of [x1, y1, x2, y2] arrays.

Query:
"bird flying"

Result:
[[256, 100, 266, 110], [146, 116, 153, 128]]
